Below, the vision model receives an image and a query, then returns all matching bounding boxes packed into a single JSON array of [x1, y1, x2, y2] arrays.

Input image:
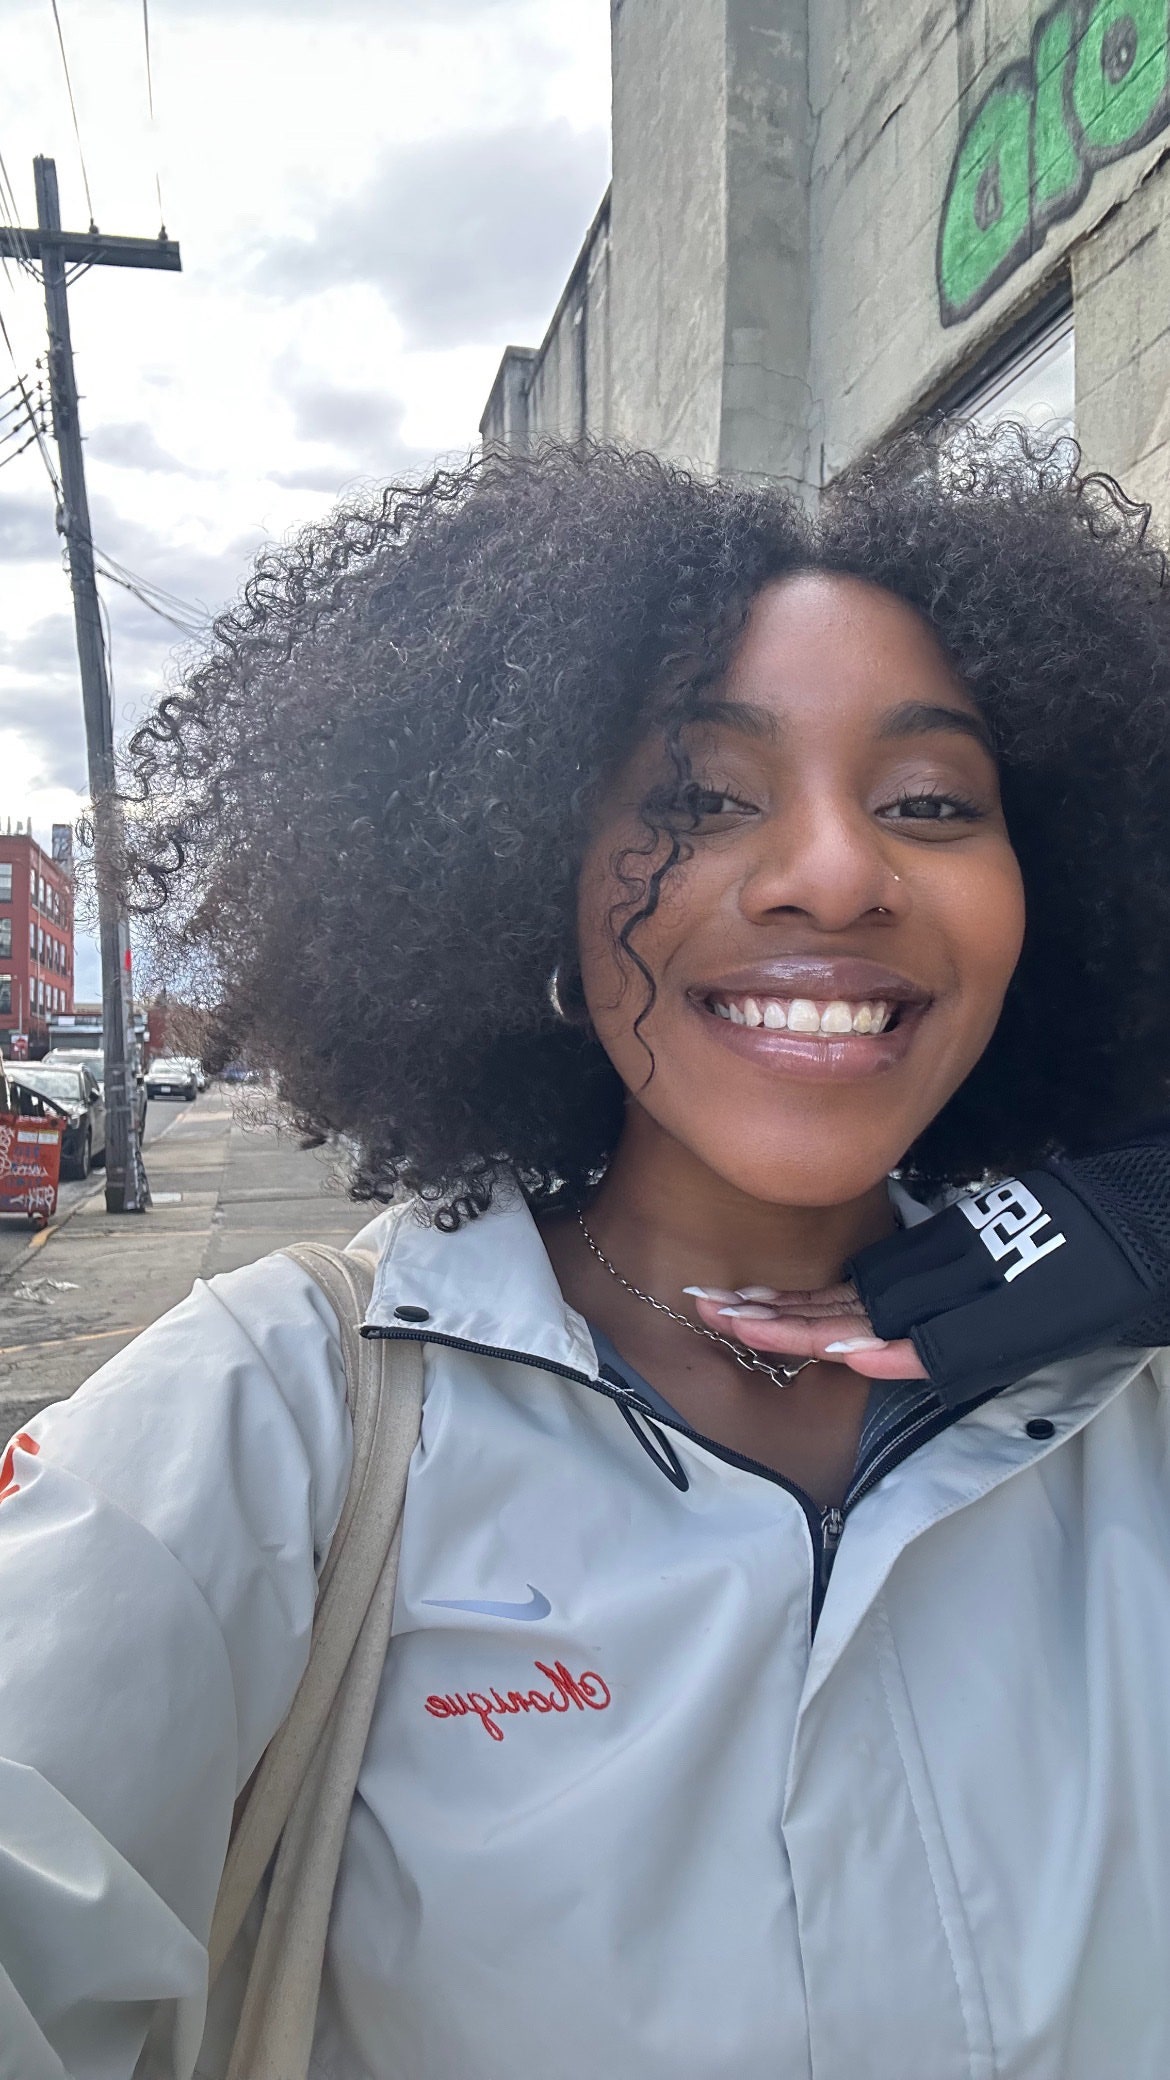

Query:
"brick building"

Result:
[[482, 1, 1169, 518], [0, 824, 75, 1058]]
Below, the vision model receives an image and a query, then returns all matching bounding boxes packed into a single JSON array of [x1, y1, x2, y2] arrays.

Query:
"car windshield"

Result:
[[152, 1060, 191, 1074], [15, 1067, 85, 1103]]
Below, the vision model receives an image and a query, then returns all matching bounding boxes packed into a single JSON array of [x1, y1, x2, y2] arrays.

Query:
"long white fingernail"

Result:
[[683, 1286, 739, 1302], [825, 1336, 887, 1352], [735, 1285, 782, 1301], [717, 1303, 782, 1320]]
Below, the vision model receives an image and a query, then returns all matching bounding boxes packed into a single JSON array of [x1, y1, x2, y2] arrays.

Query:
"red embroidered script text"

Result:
[[425, 1660, 612, 1741], [0, 1431, 39, 1505]]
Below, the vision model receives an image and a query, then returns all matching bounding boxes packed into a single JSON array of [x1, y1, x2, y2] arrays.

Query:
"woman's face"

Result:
[[577, 572, 1026, 1207]]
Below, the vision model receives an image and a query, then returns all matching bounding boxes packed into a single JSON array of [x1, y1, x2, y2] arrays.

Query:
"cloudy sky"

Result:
[[0, 0, 611, 993]]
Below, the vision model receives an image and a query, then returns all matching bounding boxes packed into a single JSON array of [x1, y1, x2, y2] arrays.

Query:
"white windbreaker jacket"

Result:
[[1, 1188, 1169, 2080]]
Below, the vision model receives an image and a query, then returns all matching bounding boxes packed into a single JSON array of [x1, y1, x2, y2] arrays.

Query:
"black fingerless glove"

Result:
[[844, 1126, 1170, 1408]]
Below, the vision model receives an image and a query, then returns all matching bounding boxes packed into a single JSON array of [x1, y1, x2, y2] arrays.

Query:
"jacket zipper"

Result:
[[819, 1505, 845, 1599], [364, 1322, 989, 1635], [593, 1367, 847, 1631]]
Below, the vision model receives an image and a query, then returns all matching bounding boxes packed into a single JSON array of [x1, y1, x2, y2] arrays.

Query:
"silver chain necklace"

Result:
[[576, 1211, 815, 1388]]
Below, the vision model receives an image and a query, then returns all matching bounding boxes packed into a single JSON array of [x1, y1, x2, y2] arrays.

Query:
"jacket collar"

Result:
[[359, 1174, 937, 1370], [357, 1183, 1151, 1463], [798, 1336, 1156, 1712], [360, 1187, 599, 1381]]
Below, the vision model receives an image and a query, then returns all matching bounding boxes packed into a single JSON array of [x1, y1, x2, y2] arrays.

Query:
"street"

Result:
[[0, 1085, 367, 1439]]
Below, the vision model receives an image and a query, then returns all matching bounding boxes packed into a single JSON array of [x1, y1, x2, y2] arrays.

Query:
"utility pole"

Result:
[[0, 158, 180, 1211]]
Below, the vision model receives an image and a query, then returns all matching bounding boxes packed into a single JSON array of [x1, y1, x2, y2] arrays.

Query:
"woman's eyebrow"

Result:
[[877, 699, 994, 755], [688, 696, 994, 756], [688, 698, 781, 741]]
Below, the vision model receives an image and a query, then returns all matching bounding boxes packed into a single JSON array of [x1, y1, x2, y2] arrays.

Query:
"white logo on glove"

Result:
[[959, 1180, 1067, 1284]]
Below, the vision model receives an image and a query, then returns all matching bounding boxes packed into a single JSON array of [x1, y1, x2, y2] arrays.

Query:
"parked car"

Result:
[[43, 1048, 148, 1137], [146, 1055, 199, 1102], [177, 1055, 207, 1092], [10, 1063, 106, 1179], [220, 1060, 260, 1083]]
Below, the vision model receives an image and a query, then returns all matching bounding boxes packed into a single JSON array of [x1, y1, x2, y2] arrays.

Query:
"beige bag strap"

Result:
[[205, 1241, 424, 2080]]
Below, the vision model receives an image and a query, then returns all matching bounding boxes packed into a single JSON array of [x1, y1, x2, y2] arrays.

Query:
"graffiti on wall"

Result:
[[937, 0, 1170, 325]]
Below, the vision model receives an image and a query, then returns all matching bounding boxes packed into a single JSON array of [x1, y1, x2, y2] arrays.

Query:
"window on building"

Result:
[[949, 299, 1074, 441], [0, 864, 10, 901], [0, 978, 10, 1015], [0, 920, 10, 958]]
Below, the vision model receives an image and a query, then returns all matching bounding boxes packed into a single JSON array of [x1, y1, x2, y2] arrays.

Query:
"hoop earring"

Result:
[[548, 958, 588, 1026]]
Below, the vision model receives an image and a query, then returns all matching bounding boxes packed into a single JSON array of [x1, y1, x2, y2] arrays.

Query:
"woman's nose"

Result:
[[736, 797, 902, 931]]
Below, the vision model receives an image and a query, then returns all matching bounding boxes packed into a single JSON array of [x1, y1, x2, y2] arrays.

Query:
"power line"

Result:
[[141, 0, 166, 235], [0, 403, 36, 444], [0, 379, 35, 423], [0, 146, 37, 279], [92, 554, 205, 635], [0, 295, 61, 496], [0, 429, 40, 472], [47, 0, 96, 229], [90, 539, 205, 616]]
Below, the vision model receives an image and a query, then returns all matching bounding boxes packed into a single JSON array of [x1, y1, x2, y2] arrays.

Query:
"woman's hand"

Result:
[[687, 1283, 928, 1379]]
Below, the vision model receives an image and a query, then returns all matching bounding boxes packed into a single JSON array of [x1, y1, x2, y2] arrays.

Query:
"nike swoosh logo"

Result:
[[421, 1584, 552, 1622]]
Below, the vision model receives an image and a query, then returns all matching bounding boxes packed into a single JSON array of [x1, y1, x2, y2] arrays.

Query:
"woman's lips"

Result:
[[685, 962, 933, 1080], [696, 956, 931, 1006]]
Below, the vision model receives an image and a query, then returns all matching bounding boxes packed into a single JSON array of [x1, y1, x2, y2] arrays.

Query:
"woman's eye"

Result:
[[685, 785, 756, 821], [879, 790, 984, 826]]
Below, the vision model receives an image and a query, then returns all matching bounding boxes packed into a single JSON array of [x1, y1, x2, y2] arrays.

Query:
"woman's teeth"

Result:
[[709, 995, 895, 1036]]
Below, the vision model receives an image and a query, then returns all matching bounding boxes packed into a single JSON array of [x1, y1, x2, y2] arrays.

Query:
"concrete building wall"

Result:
[[481, 199, 611, 454], [719, 0, 812, 488], [811, 0, 1170, 490], [485, 0, 1170, 527], [1073, 150, 1170, 514], [607, 0, 729, 464], [527, 197, 612, 446]]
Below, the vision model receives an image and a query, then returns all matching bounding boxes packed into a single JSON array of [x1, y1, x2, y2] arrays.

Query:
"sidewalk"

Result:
[[0, 1088, 365, 1439]]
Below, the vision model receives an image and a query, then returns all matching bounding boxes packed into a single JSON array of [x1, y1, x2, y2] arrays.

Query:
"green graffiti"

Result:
[[937, 0, 1170, 326], [1073, 0, 1169, 154], [1033, 6, 1085, 225], [938, 69, 1032, 321]]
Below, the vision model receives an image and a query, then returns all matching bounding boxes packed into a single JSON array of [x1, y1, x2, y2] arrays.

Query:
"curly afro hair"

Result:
[[126, 427, 1170, 1225]]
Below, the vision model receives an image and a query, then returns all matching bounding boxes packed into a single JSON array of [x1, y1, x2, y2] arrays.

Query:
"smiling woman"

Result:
[[4, 428, 1170, 2080], [125, 428, 1170, 1211]]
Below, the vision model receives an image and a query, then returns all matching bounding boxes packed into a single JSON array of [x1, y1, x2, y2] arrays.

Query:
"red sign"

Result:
[[0, 1113, 63, 1222]]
